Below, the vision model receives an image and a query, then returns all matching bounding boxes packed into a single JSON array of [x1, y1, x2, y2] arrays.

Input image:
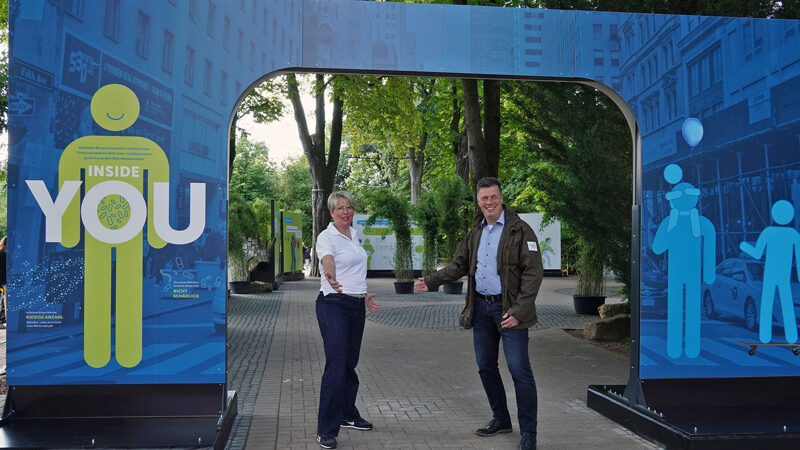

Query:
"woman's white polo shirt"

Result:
[[316, 222, 368, 295]]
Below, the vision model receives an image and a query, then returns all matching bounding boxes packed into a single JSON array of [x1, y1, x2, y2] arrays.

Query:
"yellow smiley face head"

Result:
[[90, 84, 140, 131]]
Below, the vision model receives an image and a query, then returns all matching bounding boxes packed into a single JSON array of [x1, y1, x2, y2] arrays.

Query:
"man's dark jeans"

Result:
[[472, 298, 538, 435], [316, 292, 366, 437]]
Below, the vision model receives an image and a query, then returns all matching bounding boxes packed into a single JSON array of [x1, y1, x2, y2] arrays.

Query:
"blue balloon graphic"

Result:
[[682, 118, 704, 148]]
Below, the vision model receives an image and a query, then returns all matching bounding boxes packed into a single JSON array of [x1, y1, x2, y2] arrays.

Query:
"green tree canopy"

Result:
[[230, 134, 275, 203], [504, 82, 632, 296]]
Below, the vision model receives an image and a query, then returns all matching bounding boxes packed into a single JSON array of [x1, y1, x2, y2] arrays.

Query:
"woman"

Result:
[[315, 191, 379, 449]]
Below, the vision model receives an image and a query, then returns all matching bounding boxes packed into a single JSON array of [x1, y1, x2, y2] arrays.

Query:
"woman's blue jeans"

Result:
[[316, 292, 366, 437], [472, 298, 538, 435]]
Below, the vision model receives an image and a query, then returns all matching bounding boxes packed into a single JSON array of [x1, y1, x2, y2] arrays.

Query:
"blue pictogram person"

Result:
[[652, 164, 716, 358], [739, 200, 800, 344]]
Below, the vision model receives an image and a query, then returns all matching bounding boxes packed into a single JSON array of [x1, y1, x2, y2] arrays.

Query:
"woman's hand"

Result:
[[365, 293, 380, 313], [325, 272, 343, 293]]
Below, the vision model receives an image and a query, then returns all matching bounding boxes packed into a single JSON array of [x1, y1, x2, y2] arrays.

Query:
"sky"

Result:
[[238, 79, 332, 165], [240, 112, 304, 165]]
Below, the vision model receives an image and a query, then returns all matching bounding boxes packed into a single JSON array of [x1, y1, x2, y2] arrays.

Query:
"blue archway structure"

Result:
[[7, 0, 800, 447]]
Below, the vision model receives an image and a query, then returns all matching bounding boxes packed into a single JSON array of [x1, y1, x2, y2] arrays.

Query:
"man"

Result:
[[414, 177, 543, 450]]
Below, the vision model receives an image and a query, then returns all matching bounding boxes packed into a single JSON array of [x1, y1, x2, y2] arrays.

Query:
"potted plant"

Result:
[[413, 191, 440, 292], [365, 189, 414, 294], [433, 175, 469, 294], [228, 194, 258, 294], [573, 239, 606, 315]]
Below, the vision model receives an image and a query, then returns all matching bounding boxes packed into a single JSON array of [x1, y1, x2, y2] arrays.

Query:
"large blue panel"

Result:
[[6, 0, 296, 385]]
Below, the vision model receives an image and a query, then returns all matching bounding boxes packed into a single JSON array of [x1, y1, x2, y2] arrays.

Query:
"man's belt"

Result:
[[475, 292, 502, 303]]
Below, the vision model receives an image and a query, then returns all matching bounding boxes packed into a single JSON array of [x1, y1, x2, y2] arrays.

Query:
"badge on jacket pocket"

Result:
[[527, 241, 538, 251]]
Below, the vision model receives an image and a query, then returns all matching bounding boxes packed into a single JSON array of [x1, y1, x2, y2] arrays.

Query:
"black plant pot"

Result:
[[427, 284, 440, 292], [443, 281, 463, 294], [229, 281, 252, 294], [573, 295, 605, 315], [394, 281, 414, 294]]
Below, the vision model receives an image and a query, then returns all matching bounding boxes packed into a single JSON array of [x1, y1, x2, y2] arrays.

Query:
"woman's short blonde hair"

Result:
[[327, 191, 355, 212]]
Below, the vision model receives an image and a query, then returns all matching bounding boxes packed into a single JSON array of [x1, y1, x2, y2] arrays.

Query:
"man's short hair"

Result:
[[327, 191, 355, 212], [476, 177, 502, 194]]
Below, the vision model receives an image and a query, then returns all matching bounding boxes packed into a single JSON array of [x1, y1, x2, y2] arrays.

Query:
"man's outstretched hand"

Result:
[[414, 277, 429, 292]]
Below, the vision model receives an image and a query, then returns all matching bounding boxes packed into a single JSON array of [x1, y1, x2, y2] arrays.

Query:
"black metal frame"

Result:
[[0, 384, 236, 449]]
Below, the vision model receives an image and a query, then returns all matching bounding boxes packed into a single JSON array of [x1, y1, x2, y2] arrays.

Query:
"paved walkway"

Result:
[[229, 277, 661, 450]]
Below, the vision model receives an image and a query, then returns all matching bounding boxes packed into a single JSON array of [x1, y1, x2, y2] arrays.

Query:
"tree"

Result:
[[462, 78, 501, 195], [451, 0, 522, 199], [340, 76, 455, 204], [505, 82, 632, 297], [228, 192, 259, 282], [364, 188, 414, 282], [275, 155, 313, 245], [229, 79, 284, 177], [229, 135, 275, 203], [433, 175, 471, 264], [448, 80, 470, 188], [286, 73, 343, 277]]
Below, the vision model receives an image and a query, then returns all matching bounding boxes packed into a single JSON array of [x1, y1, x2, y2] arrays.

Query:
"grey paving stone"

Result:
[[367, 303, 603, 331], [235, 278, 661, 450], [224, 291, 283, 450]]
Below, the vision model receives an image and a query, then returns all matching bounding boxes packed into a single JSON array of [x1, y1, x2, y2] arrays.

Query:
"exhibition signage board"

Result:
[[9, 2, 800, 441], [351, 213, 560, 272], [352, 215, 423, 271], [282, 212, 303, 274], [9, 6, 230, 384], [518, 213, 561, 272]]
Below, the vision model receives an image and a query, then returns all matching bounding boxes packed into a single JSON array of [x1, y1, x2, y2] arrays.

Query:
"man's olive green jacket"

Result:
[[425, 207, 544, 329]]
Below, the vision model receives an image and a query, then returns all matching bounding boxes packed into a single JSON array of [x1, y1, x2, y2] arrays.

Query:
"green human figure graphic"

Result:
[[363, 238, 374, 270], [540, 237, 554, 267], [59, 84, 169, 368]]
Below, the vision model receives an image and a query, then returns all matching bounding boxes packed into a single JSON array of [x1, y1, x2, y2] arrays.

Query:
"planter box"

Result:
[[394, 281, 414, 294], [573, 295, 605, 315], [229, 281, 251, 294]]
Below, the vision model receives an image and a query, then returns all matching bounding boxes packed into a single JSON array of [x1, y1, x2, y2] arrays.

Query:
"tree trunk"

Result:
[[287, 73, 343, 277], [463, 79, 486, 196], [482, 80, 501, 178], [455, 130, 469, 187], [463, 79, 501, 191], [228, 114, 238, 179], [463, 78, 501, 217], [408, 131, 426, 205], [450, 81, 469, 188]]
